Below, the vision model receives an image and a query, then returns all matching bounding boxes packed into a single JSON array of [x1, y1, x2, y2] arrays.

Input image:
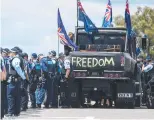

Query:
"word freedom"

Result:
[[72, 57, 115, 68]]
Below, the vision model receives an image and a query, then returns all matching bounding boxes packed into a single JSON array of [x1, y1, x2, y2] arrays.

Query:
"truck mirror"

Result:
[[142, 38, 147, 50]]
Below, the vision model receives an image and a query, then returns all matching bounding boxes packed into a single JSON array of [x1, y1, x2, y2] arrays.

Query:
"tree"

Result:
[[114, 6, 154, 58], [114, 15, 125, 26], [114, 6, 154, 44]]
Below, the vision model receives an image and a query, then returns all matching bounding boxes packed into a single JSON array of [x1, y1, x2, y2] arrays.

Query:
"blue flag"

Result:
[[125, 0, 132, 38], [78, 0, 97, 33], [136, 47, 141, 56], [57, 9, 78, 50], [102, 0, 112, 27]]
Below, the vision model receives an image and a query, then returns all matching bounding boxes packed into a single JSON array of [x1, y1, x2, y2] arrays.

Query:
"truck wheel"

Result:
[[146, 89, 154, 109], [135, 96, 141, 107]]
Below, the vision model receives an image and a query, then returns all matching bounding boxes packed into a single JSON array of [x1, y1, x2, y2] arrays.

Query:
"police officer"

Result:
[[41, 51, 57, 108], [6, 47, 27, 117], [48, 50, 59, 108], [1, 48, 10, 115], [62, 52, 71, 108], [1, 48, 7, 119], [58, 52, 65, 80], [142, 58, 154, 73], [29, 53, 41, 108], [21, 53, 30, 111], [35, 54, 47, 108], [58, 52, 68, 107]]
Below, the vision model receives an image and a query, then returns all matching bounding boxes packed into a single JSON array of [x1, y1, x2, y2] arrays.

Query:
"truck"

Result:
[[66, 27, 142, 108]]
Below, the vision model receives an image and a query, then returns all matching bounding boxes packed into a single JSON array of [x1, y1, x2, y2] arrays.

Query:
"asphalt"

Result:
[[3, 107, 154, 120]]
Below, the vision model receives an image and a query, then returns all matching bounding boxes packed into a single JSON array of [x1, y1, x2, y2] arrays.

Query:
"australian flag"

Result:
[[57, 9, 78, 50], [78, 0, 97, 33], [102, 0, 112, 27], [136, 47, 141, 56], [125, 0, 132, 38]]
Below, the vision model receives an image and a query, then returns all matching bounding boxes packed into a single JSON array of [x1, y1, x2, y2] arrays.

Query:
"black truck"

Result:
[[67, 27, 142, 108]]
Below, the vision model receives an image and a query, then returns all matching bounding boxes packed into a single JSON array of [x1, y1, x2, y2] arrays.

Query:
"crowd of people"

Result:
[[0, 46, 71, 119], [1, 43, 154, 119]]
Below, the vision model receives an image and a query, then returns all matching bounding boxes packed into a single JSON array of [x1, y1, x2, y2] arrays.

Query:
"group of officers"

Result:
[[0, 46, 71, 119]]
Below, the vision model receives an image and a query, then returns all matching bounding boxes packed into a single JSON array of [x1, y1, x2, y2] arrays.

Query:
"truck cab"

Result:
[[68, 27, 141, 108]]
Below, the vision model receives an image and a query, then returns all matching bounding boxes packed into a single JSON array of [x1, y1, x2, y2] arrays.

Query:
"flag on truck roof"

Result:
[[57, 9, 78, 50], [78, 0, 97, 33], [125, 0, 132, 38], [102, 0, 112, 27]]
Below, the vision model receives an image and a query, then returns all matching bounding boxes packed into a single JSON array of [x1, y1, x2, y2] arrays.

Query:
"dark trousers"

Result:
[[51, 75, 59, 107], [60, 75, 70, 107], [21, 81, 28, 110], [29, 81, 37, 107], [44, 78, 53, 106], [1, 81, 7, 118], [7, 80, 21, 115], [44, 74, 54, 107]]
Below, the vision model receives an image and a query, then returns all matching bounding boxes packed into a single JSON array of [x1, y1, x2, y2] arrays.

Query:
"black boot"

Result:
[[37, 104, 41, 108]]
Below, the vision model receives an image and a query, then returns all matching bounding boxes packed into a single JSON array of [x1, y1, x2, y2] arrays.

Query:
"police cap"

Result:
[[50, 50, 56, 56], [38, 54, 44, 58], [59, 52, 65, 57], [14, 46, 22, 53], [10, 48, 19, 53], [32, 53, 37, 59], [22, 53, 28, 58], [3, 48, 10, 54]]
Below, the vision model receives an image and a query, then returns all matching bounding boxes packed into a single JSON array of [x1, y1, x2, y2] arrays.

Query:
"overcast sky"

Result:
[[1, 0, 154, 56]]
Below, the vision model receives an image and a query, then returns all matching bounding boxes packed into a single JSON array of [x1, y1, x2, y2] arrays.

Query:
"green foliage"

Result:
[[114, 6, 154, 44], [114, 6, 154, 57], [114, 15, 125, 26]]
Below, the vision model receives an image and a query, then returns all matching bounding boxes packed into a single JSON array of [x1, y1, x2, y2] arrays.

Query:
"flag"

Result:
[[78, 0, 97, 33], [136, 47, 141, 56], [57, 9, 78, 50], [102, 0, 112, 27], [125, 0, 132, 38]]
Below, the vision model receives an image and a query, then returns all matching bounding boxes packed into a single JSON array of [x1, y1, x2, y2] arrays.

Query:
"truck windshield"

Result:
[[78, 33, 126, 52]]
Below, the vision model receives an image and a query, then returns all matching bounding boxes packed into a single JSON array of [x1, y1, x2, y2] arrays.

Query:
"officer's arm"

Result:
[[12, 58, 26, 80], [64, 59, 70, 78], [0, 57, 7, 80], [143, 64, 153, 73]]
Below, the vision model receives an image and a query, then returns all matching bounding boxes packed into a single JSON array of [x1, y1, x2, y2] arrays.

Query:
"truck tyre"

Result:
[[146, 89, 154, 109]]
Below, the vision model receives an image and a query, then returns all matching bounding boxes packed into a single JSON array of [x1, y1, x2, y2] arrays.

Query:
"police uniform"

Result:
[[21, 57, 30, 111], [64, 56, 71, 71], [43, 56, 56, 108], [60, 56, 71, 107], [142, 61, 154, 103], [1, 55, 7, 119], [51, 57, 59, 107], [7, 48, 26, 116], [29, 59, 41, 108], [3, 55, 10, 115]]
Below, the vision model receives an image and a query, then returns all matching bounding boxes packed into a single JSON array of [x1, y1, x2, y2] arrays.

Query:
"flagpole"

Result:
[[77, 0, 79, 27], [58, 34, 60, 56]]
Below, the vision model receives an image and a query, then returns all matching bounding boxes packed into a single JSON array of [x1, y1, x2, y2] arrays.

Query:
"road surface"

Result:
[[3, 107, 154, 120]]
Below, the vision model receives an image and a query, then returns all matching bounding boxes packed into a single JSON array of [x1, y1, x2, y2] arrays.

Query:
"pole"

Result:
[[77, 0, 79, 27], [58, 34, 60, 56]]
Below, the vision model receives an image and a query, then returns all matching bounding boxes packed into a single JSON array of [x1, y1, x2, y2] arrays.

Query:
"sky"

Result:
[[1, 0, 154, 56]]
